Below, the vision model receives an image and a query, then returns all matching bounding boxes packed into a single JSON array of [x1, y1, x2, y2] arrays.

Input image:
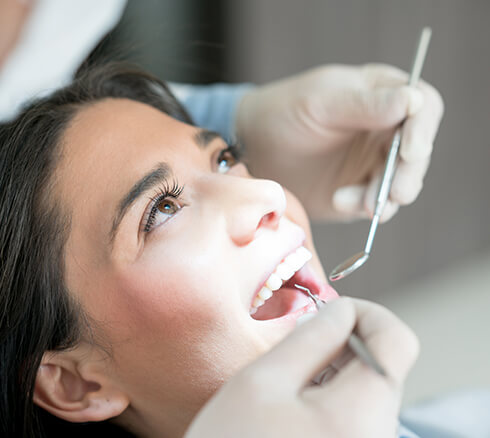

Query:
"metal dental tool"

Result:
[[329, 27, 432, 282], [294, 284, 386, 377]]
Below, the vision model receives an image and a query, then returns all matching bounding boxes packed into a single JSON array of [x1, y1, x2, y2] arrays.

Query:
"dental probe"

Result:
[[294, 284, 386, 377], [329, 27, 432, 282]]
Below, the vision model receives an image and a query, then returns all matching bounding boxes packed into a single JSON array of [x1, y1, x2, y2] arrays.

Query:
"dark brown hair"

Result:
[[0, 63, 192, 437]]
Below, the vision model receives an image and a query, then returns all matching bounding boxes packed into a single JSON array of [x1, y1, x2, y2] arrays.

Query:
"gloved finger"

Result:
[[363, 63, 409, 88], [328, 302, 418, 407], [390, 157, 431, 205], [363, 174, 400, 223], [328, 85, 424, 131], [332, 185, 370, 220], [400, 82, 444, 163], [352, 299, 419, 385], [245, 297, 355, 394], [333, 182, 399, 222], [311, 347, 355, 385], [363, 63, 443, 162], [307, 298, 419, 406]]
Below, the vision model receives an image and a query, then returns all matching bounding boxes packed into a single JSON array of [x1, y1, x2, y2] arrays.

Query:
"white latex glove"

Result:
[[236, 63, 444, 222], [184, 298, 419, 438]]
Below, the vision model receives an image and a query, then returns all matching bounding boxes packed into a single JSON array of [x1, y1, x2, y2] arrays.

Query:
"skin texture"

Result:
[[34, 98, 334, 437]]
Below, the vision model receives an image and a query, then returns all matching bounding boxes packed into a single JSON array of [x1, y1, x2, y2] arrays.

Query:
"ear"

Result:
[[33, 347, 130, 423]]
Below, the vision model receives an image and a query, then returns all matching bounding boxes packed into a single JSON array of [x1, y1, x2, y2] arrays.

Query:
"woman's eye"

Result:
[[157, 198, 180, 215], [217, 148, 239, 174], [144, 197, 182, 232]]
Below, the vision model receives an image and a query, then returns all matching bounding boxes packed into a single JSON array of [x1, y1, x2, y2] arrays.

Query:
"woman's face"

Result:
[[56, 98, 337, 431]]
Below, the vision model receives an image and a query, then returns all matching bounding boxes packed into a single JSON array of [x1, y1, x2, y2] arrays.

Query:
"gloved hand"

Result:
[[184, 297, 419, 438], [236, 63, 444, 222]]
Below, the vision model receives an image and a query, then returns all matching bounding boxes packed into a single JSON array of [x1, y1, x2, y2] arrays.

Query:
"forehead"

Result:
[[56, 98, 199, 260], [61, 98, 196, 169]]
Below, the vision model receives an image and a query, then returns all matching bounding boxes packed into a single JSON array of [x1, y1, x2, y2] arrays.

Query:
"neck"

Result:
[[116, 394, 208, 438]]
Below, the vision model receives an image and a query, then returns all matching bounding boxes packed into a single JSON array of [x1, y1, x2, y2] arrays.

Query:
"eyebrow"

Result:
[[109, 163, 172, 245], [109, 129, 222, 247], [193, 129, 222, 148]]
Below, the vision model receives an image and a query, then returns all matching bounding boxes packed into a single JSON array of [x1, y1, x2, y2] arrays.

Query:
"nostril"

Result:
[[258, 211, 279, 230]]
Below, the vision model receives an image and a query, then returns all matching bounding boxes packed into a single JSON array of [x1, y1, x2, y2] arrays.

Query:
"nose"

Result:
[[224, 178, 286, 246]]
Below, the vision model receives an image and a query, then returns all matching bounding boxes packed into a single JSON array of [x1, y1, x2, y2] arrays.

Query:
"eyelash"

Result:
[[142, 143, 243, 233], [143, 180, 184, 233]]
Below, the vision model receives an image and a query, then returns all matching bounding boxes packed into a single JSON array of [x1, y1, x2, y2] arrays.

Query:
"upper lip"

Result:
[[249, 236, 307, 309]]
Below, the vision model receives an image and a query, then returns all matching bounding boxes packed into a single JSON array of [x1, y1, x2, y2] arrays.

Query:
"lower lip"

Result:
[[252, 279, 339, 326], [284, 282, 339, 321]]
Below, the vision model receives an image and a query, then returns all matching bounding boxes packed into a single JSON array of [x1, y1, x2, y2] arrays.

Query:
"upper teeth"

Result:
[[250, 246, 312, 315]]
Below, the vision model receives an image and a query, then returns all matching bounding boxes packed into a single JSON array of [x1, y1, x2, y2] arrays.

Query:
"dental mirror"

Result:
[[329, 251, 369, 282], [329, 27, 432, 282]]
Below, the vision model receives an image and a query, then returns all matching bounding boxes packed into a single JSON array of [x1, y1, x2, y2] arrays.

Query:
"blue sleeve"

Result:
[[169, 83, 253, 142]]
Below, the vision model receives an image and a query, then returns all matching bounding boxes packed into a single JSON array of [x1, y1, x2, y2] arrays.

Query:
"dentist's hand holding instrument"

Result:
[[236, 38, 443, 224], [185, 297, 418, 438], [295, 283, 386, 377], [329, 27, 432, 281]]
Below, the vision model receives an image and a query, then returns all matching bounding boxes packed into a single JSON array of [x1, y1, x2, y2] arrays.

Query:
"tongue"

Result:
[[252, 286, 311, 321]]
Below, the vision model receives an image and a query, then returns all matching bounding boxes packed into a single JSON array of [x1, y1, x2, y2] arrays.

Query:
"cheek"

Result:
[[95, 240, 260, 398], [107, 238, 236, 344]]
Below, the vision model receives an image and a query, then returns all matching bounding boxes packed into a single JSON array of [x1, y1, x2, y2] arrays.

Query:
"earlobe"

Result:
[[33, 353, 129, 423]]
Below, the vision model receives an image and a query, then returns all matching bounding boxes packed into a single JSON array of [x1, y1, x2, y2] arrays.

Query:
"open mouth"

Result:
[[250, 246, 324, 321]]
